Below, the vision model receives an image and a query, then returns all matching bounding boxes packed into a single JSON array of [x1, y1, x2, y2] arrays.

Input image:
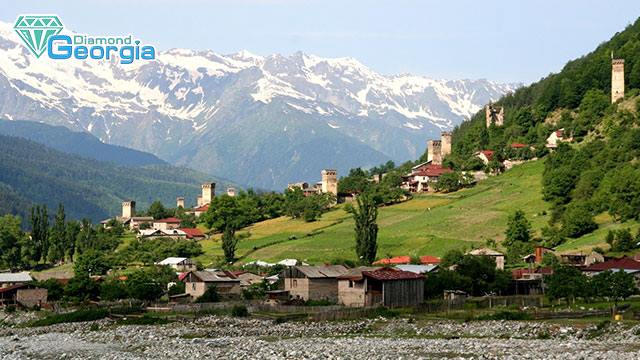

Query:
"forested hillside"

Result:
[[0, 134, 233, 222], [0, 120, 166, 167], [448, 18, 640, 249]]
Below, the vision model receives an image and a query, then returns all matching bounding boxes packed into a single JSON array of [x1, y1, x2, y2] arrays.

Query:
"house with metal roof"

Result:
[[181, 270, 241, 300], [0, 272, 33, 287], [281, 265, 349, 302], [155, 257, 197, 272], [338, 268, 424, 308]]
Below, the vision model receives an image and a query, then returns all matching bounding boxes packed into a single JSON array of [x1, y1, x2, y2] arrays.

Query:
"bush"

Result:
[[168, 281, 186, 296], [100, 279, 129, 301], [34, 279, 64, 301], [64, 275, 100, 301], [29, 308, 109, 327], [195, 286, 219, 303], [4, 305, 16, 313], [231, 305, 249, 317]]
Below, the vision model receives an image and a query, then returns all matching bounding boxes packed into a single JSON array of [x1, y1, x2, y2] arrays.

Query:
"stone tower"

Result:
[[612, 58, 625, 103], [227, 187, 236, 197], [427, 140, 442, 165], [201, 182, 215, 205], [122, 200, 135, 219], [321, 169, 338, 196], [176, 197, 185, 208], [485, 103, 504, 128], [440, 132, 452, 158], [196, 195, 203, 207]]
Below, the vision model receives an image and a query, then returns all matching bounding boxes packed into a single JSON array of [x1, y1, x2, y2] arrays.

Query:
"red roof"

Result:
[[373, 256, 412, 265], [154, 217, 181, 224], [413, 164, 453, 178], [510, 143, 529, 148], [584, 257, 640, 272], [363, 268, 424, 281], [555, 129, 564, 137], [194, 204, 209, 212], [419, 255, 441, 265], [511, 267, 553, 279], [179, 228, 205, 239], [479, 150, 494, 161]]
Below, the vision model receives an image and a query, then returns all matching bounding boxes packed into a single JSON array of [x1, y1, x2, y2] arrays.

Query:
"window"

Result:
[[348, 280, 354, 288], [292, 279, 297, 287], [192, 283, 196, 291]]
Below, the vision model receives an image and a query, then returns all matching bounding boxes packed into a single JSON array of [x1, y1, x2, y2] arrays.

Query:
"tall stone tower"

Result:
[[612, 58, 625, 103], [201, 182, 215, 205], [440, 132, 452, 158], [321, 169, 338, 196], [227, 187, 236, 197], [485, 103, 504, 128], [427, 140, 442, 165], [176, 197, 185, 208], [122, 200, 135, 219], [196, 195, 203, 207]]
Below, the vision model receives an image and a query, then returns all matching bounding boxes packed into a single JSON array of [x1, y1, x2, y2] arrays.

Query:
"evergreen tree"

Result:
[[347, 192, 378, 264], [221, 226, 238, 263], [28, 205, 49, 263], [504, 210, 531, 247], [0, 215, 27, 270], [47, 203, 66, 263]]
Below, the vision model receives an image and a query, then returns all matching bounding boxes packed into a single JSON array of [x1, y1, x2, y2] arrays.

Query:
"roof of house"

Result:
[[362, 268, 424, 281], [512, 267, 554, 279], [510, 143, 529, 148], [583, 257, 640, 272], [395, 264, 439, 274], [373, 256, 412, 265], [179, 228, 205, 238], [413, 164, 453, 178], [468, 248, 504, 256], [194, 204, 209, 212], [0, 283, 28, 294], [154, 217, 181, 224], [479, 150, 494, 161], [156, 257, 192, 266], [293, 265, 349, 278], [337, 266, 382, 280], [139, 229, 187, 237], [185, 270, 239, 283], [419, 255, 441, 264], [0, 272, 33, 283]]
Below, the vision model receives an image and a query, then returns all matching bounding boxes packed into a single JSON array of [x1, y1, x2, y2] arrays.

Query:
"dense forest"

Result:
[[0, 134, 233, 222], [448, 17, 640, 245]]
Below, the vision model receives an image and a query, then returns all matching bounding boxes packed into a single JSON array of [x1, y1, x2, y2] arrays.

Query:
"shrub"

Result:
[[4, 305, 16, 314], [231, 305, 249, 317], [195, 286, 219, 303], [29, 308, 109, 327]]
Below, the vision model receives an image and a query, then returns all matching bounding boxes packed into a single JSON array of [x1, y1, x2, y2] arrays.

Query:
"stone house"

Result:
[[467, 248, 505, 270], [475, 150, 494, 165], [137, 228, 187, 239], [281, 265, 348, 302], [338, 268, 424, 308], [152, 217, 182, 230], [179, 228, 206, 240], [401, 162, 453, 192], [231, 271, 264, 287], [181, 270, 241, 300]]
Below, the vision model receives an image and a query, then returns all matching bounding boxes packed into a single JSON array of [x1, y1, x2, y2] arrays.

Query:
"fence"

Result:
[[421, 295, 545, 313]]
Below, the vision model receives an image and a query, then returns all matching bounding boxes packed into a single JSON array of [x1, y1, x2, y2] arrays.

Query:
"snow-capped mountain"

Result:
[[0, 21, 518, 190]]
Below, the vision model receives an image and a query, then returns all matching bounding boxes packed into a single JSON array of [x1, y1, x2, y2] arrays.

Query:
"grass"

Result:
[[194, 160, 552, 265], [28, 308, 109, 327]]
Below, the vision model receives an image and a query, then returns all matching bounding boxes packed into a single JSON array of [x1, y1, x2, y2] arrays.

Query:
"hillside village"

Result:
[[2, 22, 640, 355]]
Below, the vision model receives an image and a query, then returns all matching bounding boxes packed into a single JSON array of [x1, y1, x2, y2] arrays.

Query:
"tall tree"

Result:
[[504, 209, 531, 247], [221, 227, 238, 263], [347, 192, 378, 264], [0, 215, 26, 270], [28, 205, 49, 263], [47, 203, 66, 263]]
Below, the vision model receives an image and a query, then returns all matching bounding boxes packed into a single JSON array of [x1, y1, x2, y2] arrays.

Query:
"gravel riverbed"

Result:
[[1, 316, 640, 359]]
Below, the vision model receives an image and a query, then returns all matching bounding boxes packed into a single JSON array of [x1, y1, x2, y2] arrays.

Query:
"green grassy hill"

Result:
[[195, 159, 637, 267]]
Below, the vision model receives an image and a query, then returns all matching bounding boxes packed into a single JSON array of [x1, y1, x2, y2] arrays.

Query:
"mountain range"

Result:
[[0, 21, 518, 190]]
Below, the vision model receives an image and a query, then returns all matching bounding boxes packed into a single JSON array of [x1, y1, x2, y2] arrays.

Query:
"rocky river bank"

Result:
[[1, 315, 640, 359]]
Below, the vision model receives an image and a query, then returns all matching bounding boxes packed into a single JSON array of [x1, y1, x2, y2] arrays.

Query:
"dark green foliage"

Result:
[[346, 192, 378, 264], [504, 210, 531, 246], [231, 305, 249, 317], [34, 279, 64, 301], [168, 281, 186, 296], [222, 227, 238, 263], [282, 188, 334, 222], [115, 237, 203, 265], [560, 202, 598, 238], [425, 251, 511, 298], [195, 286, 220, 303], [100, 278, 129, 301], [73, 250, 112, 277], [338, 168, 370, 194], [590, 270, 637, 305], [125, 267, 171, 301], [29, 308, 109, 327], [606, 228, 640, 252], [28, 205, 49, 263], [0, 214, 28, 269], [146, 201, 170, 220], [546, 265, 589, 302], [64, 275, 101, 301]]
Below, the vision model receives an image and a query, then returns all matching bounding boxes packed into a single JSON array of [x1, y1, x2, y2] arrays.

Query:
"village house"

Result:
[[281, 265, 348, 302], [475, 150, 494, 165], [181, 270, 241, 300], [231, 271, 264, 288], [395, 264, 439, 275], [0, 272, 47, 308], [546, 128, 572, 149], [560, 251, 604, 268], [467, 248, 505, 270], [401, 162, 453, 193], [338, 268, 424, 308], [100, 201, 153, 229], [193, 204, 209, 217], [373, 255, 441, 266], [179, 228, 206, 240], [287, 170, 339, 197], [582, 257, 640, 287], [156, 257, 197, 272], [152, 217, 182, 231], [137, 228, 188, 240]]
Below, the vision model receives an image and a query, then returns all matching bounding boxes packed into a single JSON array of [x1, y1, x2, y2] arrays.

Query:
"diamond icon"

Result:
[[14, 15, 64, 58]]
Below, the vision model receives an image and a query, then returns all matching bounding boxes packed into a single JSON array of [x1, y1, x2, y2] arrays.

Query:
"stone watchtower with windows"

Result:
[[176, 197, 185, 208], [427, 140, 442, 165], [201, 182, 215, 205], [612, 58, 625, 103], [485, 102, 504, 128], [122, 200, 135, 219], [440, 132, 452, 158], [321, 169, 338, 196]]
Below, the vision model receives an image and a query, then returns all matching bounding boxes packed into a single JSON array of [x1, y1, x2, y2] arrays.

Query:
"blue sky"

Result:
[[2, 0, 639, 83]]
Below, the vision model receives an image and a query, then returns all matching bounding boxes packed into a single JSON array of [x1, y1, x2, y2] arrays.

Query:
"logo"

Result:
[[14, 15, 63, 58], [13, 14, 155, 64]]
